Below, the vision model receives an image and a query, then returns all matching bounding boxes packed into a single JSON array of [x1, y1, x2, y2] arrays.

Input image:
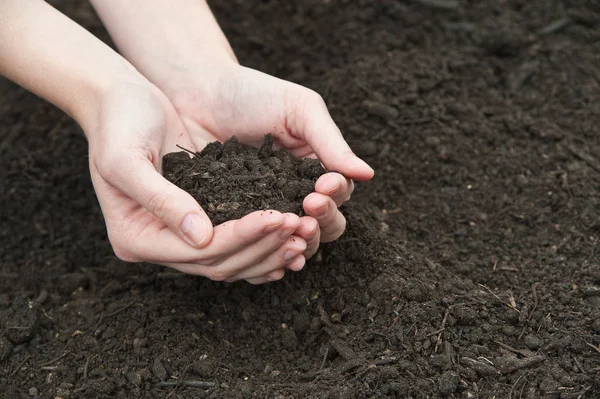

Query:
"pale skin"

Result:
[[0, 0, 374, 284]]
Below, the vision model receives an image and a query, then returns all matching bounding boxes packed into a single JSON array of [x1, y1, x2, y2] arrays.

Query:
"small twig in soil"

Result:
[[404, 322, 417, 337], [413, 0, 458, 10], [10, 354, 30, 378], [527, 283, 540, 321], [539, 18, 571, 36], [329, 338, 357, 360], [572, 356, 586, 374], [508, 372, 528, 399], [495, 340, 532, 358], [373, 357, 397, 366], [105, 300, 137, 318], [157, 380, 217, 389], [585, 342, 600, 353], [497, 355, 546, 373], [388, 117, 432, 127], [350, 364, 377, 382], [588, 238, 598, 264], [175, 144, 197, 157], [427, 328, 445, 337], [83, 354, 98, 379], [317, 304, 335, 329], [563, 144, 600, 173], [40, 351, 69, 367], [459, 357, 499, 376], [318, 347, 329, 371], [434, 308, 450, 353], [478, 284, 520, 312], [338, 358, 364, 374]]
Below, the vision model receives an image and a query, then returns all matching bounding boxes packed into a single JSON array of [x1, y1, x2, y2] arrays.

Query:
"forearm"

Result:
[[0, 0, 144, 132], [90, 0, 237, 89]]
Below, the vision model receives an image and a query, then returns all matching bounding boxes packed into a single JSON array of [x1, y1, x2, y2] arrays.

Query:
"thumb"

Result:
[[98, 152, 214, 248], [293, 90, 374, 181]]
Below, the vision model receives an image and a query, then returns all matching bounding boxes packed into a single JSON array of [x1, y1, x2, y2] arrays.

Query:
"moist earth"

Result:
[[1, 0, 600, 398], [162, 135, 325, 225]]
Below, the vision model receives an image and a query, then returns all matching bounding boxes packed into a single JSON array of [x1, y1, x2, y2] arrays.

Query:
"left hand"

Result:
[[161, 63, 374, 261]]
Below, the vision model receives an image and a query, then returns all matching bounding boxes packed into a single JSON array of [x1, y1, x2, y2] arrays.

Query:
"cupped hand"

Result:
[[160, 63, 374, 259], [85, 79, 307, 283]]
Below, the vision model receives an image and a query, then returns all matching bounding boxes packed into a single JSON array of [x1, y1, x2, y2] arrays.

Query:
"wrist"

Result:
[[72, 59, 150, 136], [150, 55, 240, 109], [91, 0, 239, 103]]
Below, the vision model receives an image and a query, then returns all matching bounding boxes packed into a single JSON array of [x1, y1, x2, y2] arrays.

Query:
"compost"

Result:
[[162, 135, 324, 225], [1, 0, 599, 398]]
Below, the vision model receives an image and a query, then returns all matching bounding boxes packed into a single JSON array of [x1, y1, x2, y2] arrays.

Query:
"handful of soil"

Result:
[[163, 135, 325, 225]]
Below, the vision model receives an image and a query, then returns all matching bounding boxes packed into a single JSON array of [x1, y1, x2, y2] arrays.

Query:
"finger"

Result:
[[286, 254, 307, 272], [244, 269, 286, 285], [245, 252, 306, 285], [315, 173, 354, 206], [295, 216, 320, 259], [304, 193, 347, 242], [289, 90, 374, 181], [214, 214, 300, 278], [167, 214, 301, 280], [96, 151, 213, 248], [125, 209, 285, 264], [229, 235, 307, 281]]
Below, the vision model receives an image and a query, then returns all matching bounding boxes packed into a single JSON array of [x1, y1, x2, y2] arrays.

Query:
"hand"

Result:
[[162, 63, 374, 260], [86, 79, 308, 283], [89, 0, 374, 278]]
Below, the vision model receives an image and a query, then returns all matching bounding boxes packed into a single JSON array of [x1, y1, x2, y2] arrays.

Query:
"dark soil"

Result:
[[163, 135, 324, 225], [1, 0, 600, 398]]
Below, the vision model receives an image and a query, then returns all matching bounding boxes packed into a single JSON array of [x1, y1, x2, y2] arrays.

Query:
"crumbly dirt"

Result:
[[162, 135, 324, 225], [1, 0, 600, 398]]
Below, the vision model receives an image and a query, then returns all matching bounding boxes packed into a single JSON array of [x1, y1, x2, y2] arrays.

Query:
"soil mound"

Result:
[[163, 135, 324, 225]]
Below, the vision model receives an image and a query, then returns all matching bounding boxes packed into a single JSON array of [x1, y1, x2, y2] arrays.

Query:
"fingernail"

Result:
[[324, 184, 339, 196], [181, 213, 208, 246], [284, 250, 297, 262], [263, 221, 283, 234], [315, 202, 329, 216], [280, 227, 294, 241]]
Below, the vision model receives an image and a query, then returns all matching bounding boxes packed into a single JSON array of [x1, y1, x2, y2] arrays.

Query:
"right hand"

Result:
[[86, 78, 307, 283]]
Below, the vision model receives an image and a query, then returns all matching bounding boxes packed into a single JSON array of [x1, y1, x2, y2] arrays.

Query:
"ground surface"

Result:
[[1, 0, 599, 398]]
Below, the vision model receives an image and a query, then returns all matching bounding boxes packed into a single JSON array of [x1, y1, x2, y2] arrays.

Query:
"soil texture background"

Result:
[[1, 0, 599, 398]]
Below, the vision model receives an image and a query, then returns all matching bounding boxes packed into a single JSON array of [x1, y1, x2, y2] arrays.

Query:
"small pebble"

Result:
[[330, 313, 342, 323], [28, 387, 38, 397]]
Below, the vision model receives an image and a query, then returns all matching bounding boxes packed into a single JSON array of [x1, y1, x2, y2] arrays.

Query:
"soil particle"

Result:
[[151, 359, 167, 381], [523, 334, 543, 350], [280, 328, 298, 350], [438, 370, 460, 396], [163, 135, 325, 225], [0, 337, 13, 362], [3, 297, 40, 345]]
